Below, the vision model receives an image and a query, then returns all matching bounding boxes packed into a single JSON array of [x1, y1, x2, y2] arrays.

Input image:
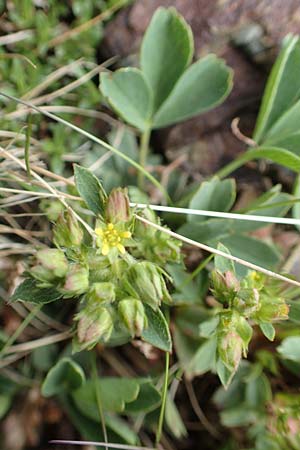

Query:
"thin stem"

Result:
[[215, 153, 250, 179], [138, 128, 151, 190], [178, 254, 214, 291], [91, 353, 108, 450], [0, 304, 41, 357], [185, 379, 221, 439], [156, 351, 170, 446]]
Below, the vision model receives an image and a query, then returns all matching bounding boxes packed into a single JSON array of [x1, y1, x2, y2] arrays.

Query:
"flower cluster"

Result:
[[201, 269, 289, 377], [28, 188, 177, 351]]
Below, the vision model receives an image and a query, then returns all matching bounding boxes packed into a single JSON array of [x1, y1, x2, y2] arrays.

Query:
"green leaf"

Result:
[[263, 98, 300, 145], [141, 304, 172, 352], [42, 358, 85, 397], [173, 326, 202, 370], [188, 178, 236, 223], [74, 164, 106, 216], [245, 374, 272, 408], [233, 191, 294, 233], [72, 377, 140, 417], [240, 147, 300, 172], [165, 394, 187, 439], [100, 68, 153, 131], [277, 336, 300, 362], [124, 380, 161, 414], [293, 174, 300, 231], [0, 394, 12, 419], [254, 35, 300, 142], [141, 7, 193, 111], [61, 395, 105, 446], [221, 406, 258, 427], [186, 336, 217, 377], [62, 395, 138, 447], [264, 131, 300, 155], [259, 323, 275, 341], [11, 278, 62, 304], [153, 55, 233, 128], [108, 128, 138, 174], [288, 301, 300, 324], [215, 243, 235, 273], [178, 219, 232, 244], [216, 358, 236, 388], [104, 414, 138, 445], [220, 234, 280, 272], [236, 317, 253, 347], [32, 344, 58, 372], [199, 316, 220, 338]]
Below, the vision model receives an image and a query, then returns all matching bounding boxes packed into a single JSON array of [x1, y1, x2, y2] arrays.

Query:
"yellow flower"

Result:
[[95, 222, 131, 256]]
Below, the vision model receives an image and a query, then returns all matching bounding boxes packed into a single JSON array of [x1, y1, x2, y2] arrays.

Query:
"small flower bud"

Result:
[[256, 296, 289, 323], [123, 261, 172, 309], [224, 271, 240, 291], [40, 199, 64, 221], [53, 211, 83, 248], [234, 287, 260, 315], [134, 208, 157, 237], [75, 307, 113, 350], [61, 264, 89, 298], [210, 270, 238, 305], [218, 330, 243, 372], [118, 298, 147, 337], [31, 248, 68, 283], [86, 282, 115, 306], [106, 188, 130, 223], [132, 208, 181, 264]]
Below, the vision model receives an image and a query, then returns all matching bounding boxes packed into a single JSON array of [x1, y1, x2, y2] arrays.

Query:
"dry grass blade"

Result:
[[21, 58, 86, 101], [5, 58, 116, 119], [0, 146, 94, 236], [0, 130, 39, 145], [132, 203, 300, 226], [47, 0, 128, 48], [135, 215, 300, 288], [0, 52, 36, 68], [0, 29, 33, 46], [49, 440, 160, 450], [0, 92, 170, 201], [3, 330, 72, 355]]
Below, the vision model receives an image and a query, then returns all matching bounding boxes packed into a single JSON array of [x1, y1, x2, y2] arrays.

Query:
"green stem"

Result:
[[156, 351, 170, 446], [138, 128, 151, 190], [91, 353, 108, 450], [178, 254, 214, 291], [215, 152, 251, 179], [0, 304, 41, 357]]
